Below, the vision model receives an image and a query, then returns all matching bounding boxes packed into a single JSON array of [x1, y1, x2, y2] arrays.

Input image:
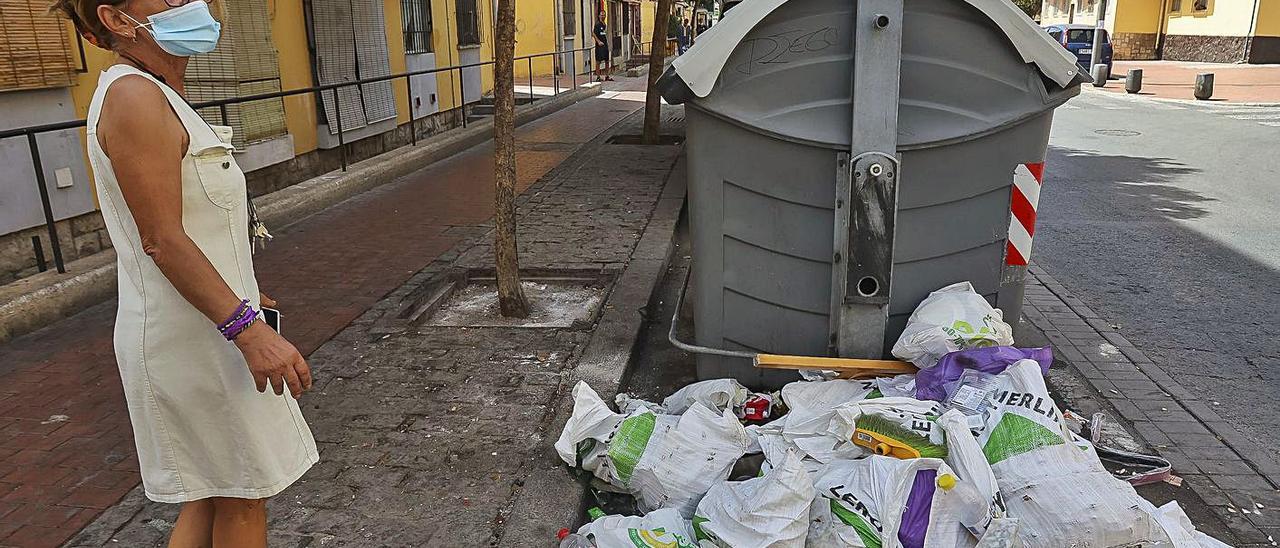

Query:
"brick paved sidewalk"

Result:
[[1022, 266, 1280, 547], [1095, 60, 1280, 103], [67, 104, 684, 546], [0, 76, 654, 548]]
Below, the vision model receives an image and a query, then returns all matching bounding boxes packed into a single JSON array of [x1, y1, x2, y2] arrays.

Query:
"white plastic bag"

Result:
[[874, 374, 918, 399], [808, 456, 982, 548], [891, 282, 1014, 368], [555, 381, 752, 517], [828, 397, 949, 455], [574, 508, 700, 548], [935, 410, 1003, 538], [1148, 500, 1233, 548], [693, 450, 814, 548], [663, 378, 751, 415], [823, 400, 998, 547], [775, 379, 880, 464], [981, 360, 1171, 547]]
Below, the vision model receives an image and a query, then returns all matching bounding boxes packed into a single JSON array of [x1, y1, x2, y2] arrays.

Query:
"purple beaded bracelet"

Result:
[[222, 308, 259, 341], [219, 299, 251, 330]]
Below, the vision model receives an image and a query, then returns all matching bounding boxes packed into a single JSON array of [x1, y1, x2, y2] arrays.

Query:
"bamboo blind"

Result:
[[186, 0, 287, 148], [0, 0, 76, 91]]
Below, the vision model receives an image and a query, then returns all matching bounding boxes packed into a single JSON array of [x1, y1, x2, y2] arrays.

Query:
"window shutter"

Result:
[[353, 0, 396, 124], [186, 0, 287, 148], [0, 0, 76, 91], [311, 0, 396, 134]]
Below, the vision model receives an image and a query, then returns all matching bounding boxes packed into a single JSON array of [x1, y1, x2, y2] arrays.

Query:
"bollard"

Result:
[[1195, 73, 1214, 101], [1126, 69, 1143, 94], [1091, 64, 1110, 87]]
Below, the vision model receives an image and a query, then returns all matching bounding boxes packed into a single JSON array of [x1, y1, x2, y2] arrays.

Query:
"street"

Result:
[[1039, 89, 1280, 466]]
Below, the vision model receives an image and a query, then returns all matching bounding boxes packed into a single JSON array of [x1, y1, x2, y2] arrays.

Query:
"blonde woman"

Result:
[[51, 0, 318, 545]]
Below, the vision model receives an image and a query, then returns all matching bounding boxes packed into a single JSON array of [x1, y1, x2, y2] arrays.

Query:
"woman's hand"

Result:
[[259, 292, 277, 309], [234, 321, 312, 398]]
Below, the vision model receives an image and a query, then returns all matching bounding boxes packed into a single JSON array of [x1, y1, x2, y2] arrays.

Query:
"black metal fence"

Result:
[[0, 46, 600, 275]]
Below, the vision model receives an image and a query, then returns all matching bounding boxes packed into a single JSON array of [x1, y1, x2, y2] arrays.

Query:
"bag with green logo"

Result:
[[808, 456, 984, 548], [891, 282, 1014, 369], [980, 360, 1169, 547], [555, 381, 752, 517], [572, 508, 699, 548]]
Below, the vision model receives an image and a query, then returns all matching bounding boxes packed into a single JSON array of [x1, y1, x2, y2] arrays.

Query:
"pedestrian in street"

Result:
[[678, 18, 690, 54], [594, 9, 613, 82], [51, 0, 318, 546]]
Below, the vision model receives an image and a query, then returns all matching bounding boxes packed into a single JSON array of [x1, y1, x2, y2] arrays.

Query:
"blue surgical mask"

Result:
[[125, 2, 221, 56]]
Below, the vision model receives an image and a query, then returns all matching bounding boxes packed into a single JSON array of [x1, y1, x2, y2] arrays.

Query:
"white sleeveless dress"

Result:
[[86, 65, 318, 503]]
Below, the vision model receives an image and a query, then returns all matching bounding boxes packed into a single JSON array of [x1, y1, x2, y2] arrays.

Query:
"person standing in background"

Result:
[[678, 18, 690, 54], [593, 10, 613, 82]]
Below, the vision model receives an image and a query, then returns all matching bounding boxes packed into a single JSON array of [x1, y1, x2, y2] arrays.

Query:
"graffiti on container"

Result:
[[734, 27, 838, 74]]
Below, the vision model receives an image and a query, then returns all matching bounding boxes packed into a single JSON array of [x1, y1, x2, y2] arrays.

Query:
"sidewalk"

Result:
[[0, 76, 662, 548], [68, 96, 683, 546], [1021, 266, 1280, 546], [1094, 60, 1280, 103]]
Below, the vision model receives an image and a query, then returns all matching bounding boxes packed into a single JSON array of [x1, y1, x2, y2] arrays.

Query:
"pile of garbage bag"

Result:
[[555, 281, 1230, 548]]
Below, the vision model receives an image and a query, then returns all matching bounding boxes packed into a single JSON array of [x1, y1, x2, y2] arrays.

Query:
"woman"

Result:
[[50, 0, 318, 545], [593, 9, 613, 82]]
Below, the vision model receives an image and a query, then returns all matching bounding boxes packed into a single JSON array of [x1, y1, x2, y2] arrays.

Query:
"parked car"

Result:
[[1044, 24, 1113, 74]]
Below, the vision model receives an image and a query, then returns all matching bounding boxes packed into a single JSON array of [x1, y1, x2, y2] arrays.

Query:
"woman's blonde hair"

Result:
[[49, 0, 129, 49]]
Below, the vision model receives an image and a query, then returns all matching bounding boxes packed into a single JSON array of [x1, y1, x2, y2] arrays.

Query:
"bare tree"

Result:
[[642, 0, 675, 144], [493, 0, 529, 317]]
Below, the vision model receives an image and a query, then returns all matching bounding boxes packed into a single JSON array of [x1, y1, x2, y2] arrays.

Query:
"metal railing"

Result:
[[1, 46, 600, 276]]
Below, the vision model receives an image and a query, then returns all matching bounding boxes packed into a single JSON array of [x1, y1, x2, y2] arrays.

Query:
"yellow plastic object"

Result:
[[937, 473, 957, 491], [853, 427, 922, 459]]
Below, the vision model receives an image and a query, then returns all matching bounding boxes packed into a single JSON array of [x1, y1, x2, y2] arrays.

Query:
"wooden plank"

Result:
[[754, 353, 916, 376]]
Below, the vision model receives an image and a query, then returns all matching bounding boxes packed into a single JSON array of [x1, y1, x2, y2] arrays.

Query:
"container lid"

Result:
[[658, 0, 1089, 148], [670, 0, 1082, 98]]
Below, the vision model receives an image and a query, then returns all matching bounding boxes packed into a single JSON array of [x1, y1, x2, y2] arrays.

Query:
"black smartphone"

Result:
[[262, 307, 281, 334]]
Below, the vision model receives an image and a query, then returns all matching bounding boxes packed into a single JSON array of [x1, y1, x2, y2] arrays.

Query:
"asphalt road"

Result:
[[1036, 89, 1280, 463]]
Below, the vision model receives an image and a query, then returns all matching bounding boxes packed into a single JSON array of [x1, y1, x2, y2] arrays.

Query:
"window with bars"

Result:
[[402, 0, 433, 54], [0, 0, 77, 91], [457, 0, 480, 46], [562, 0, 574, 37], [1171, 0, 1182, 12]]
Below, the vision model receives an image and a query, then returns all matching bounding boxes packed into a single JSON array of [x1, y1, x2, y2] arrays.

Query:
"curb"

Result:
[[1084, 85, 1280, 107], [0, 84, 600, 345], [496, 143, 687, 547], [1021, 265, 1280, 545]]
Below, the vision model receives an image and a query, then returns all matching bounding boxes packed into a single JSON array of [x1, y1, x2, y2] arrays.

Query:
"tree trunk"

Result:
[[493, 0, 529, 318], [642, 0, 674, 144]]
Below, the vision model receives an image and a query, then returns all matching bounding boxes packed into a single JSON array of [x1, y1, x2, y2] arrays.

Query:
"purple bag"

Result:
[[914, 346, 1053, 402], [897, 468, 937, 548]]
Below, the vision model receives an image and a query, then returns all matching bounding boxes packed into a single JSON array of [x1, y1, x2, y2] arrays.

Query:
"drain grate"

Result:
[[606, 134, 685, 145]]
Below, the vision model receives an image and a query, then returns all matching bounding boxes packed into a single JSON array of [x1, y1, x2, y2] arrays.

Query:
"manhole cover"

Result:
[[1095, 129, 1142, 137], [426, 278, 607, 328]]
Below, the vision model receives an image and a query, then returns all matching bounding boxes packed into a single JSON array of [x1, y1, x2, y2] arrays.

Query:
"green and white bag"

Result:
[[574, 508, 700, 548], [981, 360, 1169, 547], [555, 381, 752, 517]]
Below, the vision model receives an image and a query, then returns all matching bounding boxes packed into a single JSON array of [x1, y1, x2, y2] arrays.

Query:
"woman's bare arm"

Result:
[[99, 75, 311, 397]]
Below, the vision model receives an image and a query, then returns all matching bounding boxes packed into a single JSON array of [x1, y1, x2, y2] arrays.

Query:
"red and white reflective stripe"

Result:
[[1006, 162, 1044, 266]]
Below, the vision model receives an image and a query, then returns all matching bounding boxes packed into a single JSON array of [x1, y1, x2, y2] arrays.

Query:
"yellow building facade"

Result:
[[0, 0, 642, 282], [1040, 0, 1280, 63]]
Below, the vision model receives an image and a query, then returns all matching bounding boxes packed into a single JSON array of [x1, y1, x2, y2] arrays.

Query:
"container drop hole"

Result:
[[857, 276, 880, 297]]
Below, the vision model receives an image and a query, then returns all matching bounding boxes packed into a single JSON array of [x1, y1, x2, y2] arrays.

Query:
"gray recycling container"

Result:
[[659, 0, 1088, 387]]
